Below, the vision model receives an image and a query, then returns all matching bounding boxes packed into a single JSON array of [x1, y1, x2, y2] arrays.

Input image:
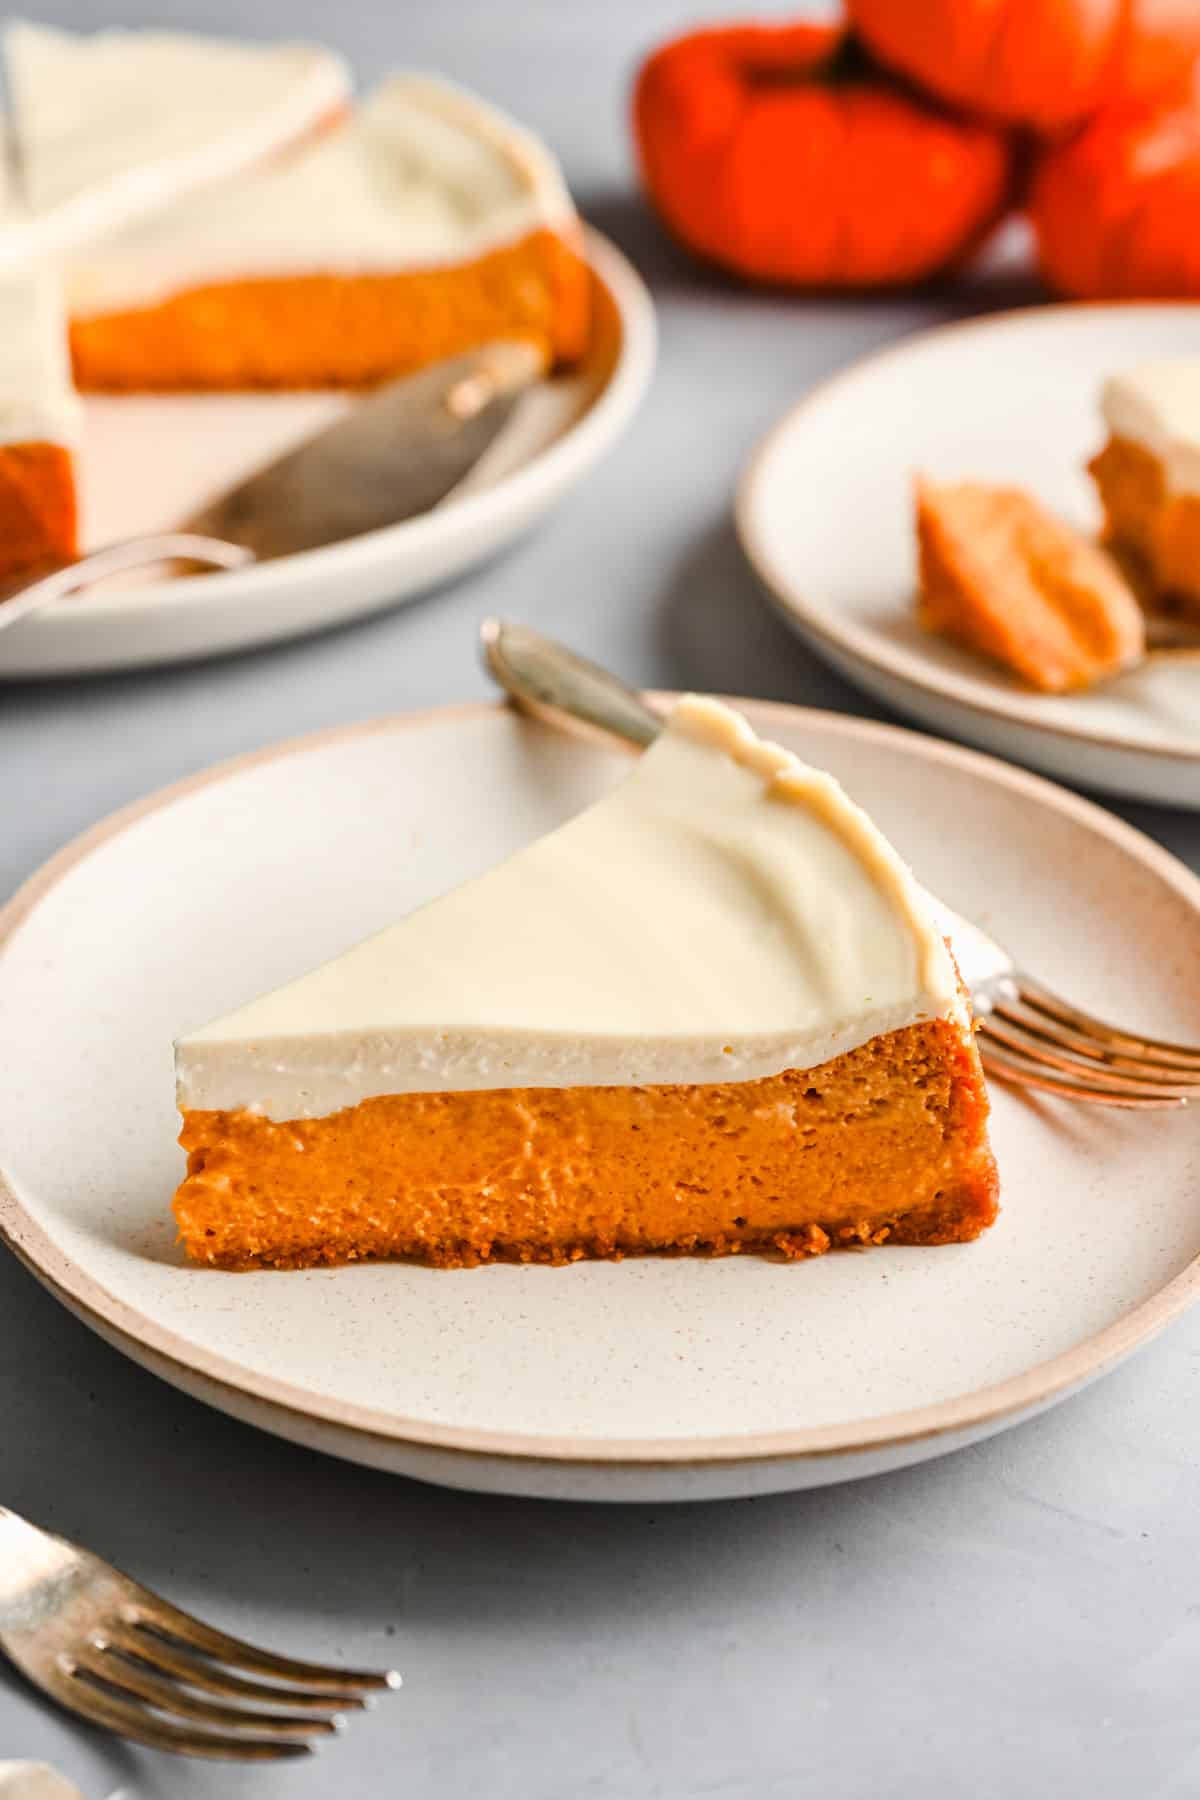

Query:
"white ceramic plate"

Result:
[[3, 699, 1200, 1502], [737, 304, 1200, 809], [0, 230, 654, 680]]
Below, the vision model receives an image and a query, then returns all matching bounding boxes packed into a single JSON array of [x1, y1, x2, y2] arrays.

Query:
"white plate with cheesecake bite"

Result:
[[2, 697, 1200, 1502], [737, 304, 1200, 809]]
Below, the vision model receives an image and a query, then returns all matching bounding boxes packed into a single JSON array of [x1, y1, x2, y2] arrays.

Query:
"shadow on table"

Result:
[[575, 187, 700, 298], [651, 513, 880, 720], [0, 1203, 1168, 1798], [576, 184, 1049, 322], [0, 1241, 875, 1635], [0, 1218, 993, 1638]]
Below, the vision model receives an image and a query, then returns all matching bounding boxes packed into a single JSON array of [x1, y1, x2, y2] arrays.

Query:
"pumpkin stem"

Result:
[[732, 25, 875, 90], [816, 32, 876, 87]]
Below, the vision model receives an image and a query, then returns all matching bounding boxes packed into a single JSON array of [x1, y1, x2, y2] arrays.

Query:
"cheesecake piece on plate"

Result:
[[67, 76, 590, 391], [1090, 360, 1200, 620], [0, 265, 81, 583], [916, 476, 1145, 692], [2, 21, 349, 264], [174, 698, 998, 1270]]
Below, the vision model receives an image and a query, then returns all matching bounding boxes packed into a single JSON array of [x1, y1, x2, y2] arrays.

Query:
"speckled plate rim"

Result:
[[3, 696, 1200, 1472], [735, 302, 1200, 768]]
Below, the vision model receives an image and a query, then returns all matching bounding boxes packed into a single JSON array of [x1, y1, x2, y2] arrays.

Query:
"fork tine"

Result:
[[101, 1627, 362, 1711], [70, 1650, 342, 1739], [993, 998, 1200, 1082], [44, 1666, 312, 1761], [1016, 973, 1200, 1067], [981, 1016, 1200, 1099], [979, 1035, 1187, 1109], [125, 1599, 399, 1694]]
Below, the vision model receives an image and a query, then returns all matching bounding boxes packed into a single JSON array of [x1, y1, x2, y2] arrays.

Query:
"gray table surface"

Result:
[[5, 3, 1200, 1796]]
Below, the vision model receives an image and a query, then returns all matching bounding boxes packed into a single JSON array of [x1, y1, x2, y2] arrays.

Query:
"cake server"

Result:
[[184, 338, 544, 558], [0, 339, 544, 632], [481, 617, 1200, 1109]]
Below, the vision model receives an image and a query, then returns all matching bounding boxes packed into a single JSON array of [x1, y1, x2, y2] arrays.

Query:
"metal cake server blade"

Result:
[[0, 339, 545, 632], [184, 338, 545, 558]]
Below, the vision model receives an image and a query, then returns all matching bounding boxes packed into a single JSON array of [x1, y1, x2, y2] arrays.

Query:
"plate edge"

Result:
[[4, 695, 1200, 1468]]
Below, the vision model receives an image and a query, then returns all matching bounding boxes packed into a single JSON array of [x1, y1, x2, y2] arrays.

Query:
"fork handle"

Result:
[[480, 618, 663, 750], [0, 1505, 74, 1623]]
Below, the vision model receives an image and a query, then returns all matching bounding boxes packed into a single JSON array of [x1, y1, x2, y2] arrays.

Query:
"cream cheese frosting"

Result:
[[0, 262, 80, 449], [64, 74, 577, 319], [1, 21, 350, 270], [1101, 359, 1200, 496], [176, 698, 963, 1120]]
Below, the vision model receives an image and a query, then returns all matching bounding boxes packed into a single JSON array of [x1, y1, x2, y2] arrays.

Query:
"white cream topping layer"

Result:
[[176, 699, 964, 1120], [64, 74, 577, 318], [1102, 359, 1200, 496], [0, 262, 80, 448], [1, 21, 350, 270]]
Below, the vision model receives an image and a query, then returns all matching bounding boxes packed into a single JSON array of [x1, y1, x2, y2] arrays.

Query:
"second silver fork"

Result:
[[0, 1505, 399, 1761]]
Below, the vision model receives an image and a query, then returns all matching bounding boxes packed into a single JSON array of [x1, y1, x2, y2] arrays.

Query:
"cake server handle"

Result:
[[0, 534, 253, 634], [480, 618, 663, 750]]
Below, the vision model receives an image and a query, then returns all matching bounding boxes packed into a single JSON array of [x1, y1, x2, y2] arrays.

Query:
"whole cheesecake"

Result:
[[0, 30, 590, 578], [173, 699, 999, 1270]]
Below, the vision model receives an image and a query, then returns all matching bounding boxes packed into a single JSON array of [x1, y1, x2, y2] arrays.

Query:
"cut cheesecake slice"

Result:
[[916, 476, 1145, 692], [2, 21, 349, 265], [1090, 360, 1200, 620], [0, 264, 81, 582], [66, 76, 590, 391], [174, 699, 998, 1270]]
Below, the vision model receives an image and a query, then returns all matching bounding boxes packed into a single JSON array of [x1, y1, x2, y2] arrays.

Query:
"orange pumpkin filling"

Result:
[[70, 228, 590, 392], [174, 1017, 999, 1271], [1089, 433, 1200, 620], [915, 475, 1146, 691], [0, 441, 78, 583]]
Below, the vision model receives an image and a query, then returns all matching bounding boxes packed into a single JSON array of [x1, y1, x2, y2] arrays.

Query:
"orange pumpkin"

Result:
[[848, 0, 1200, 132], [1031, 73, 1200, 295], [633, 22, 1013, 287]]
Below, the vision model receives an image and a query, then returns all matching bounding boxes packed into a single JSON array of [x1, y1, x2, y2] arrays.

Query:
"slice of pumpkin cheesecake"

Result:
[[173, 698, 998, 1270]]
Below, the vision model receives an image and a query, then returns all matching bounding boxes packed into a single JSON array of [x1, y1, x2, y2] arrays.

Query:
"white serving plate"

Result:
[[737, 304, 1200, 809], [2, 699, 1199, 1501], [0, 229, 654, 678]]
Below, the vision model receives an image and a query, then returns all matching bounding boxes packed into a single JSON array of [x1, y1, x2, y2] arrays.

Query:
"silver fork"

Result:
[[481, 619, 1200, 1112], [0, 1506, 399, 1761]]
